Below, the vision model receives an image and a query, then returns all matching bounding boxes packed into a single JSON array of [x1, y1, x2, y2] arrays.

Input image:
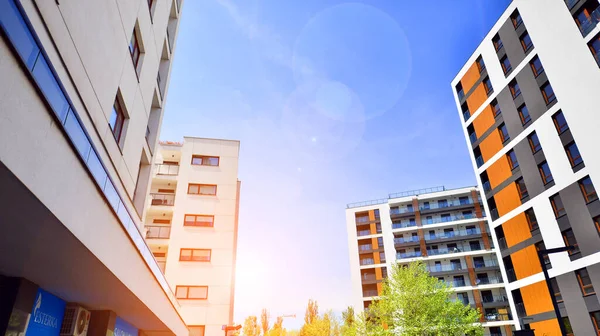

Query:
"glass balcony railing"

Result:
[[420, 199, 474, 211], [356, 216, 370, 224], [392, 221, 417, 229], [421, 213, 477, 225], [363, 290, 379, 297], [359, 244, 373, 251], [578, 8, 600, 36], [394, 236, 420, 244], [426, 243, 484, 256], [150, 193, 175, 206], [427, 263, 463, 272], [155, 164, 179, 176], [362, 273, 377, 281], [360, 258, 375, 266], [425, 228, 481, 241], [390, 207, 414, 215], [482, 295, 509, 304], [451, 280, 467, 287], [357, 230, 372, 237], [484, 313, 511, 322], [475, 275, 503, 285], [474, 260, 499, 268], [397, 251, 422, 259], [145, 225, 171, 239]]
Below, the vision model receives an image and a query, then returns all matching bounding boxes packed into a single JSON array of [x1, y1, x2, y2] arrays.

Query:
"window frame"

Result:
[[591, 311, 600, 336], [538, 161, 553, 185], [491, 100, 501, 117], [530, 56, 544, 77], [179, 248, 212, 262], [576, 269, 596, 296], [499, 124, 510, 143], [579, 176, 599, 203], [175, 285, 208, 300], [525, 209, 538, 231], [191, 155, 220, 166], [551, 194, 566, 218], [493, 35, 503, 51], [595, 216, 600, 237], [516, 178, 529, 199], [518, 104, 531, 125], [510, 81, 521, 98], [562, 228, 579, 255], [511, 11, 523, 28], [552, 111, 569, 134], [507, 150, 519, 170], [528, 133, 541, 153], [565, 142, 583, 168], [483, 77, 493, 95], [109, 99, 125, 143], [129, 28, 141, 72], [187, 183, 217, 196], [184, 214, 215, 227], [476, 56, 486, 73], [501, 55, 512, 74], [541, 82, 556, 104], [520, 31, 533, 52]]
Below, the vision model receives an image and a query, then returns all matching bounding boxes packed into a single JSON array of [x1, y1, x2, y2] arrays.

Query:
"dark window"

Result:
[[552, 111, 568, 134], [510, 81, 521, 98], [511, 10, 523, 28], [0, 0, 41, 69], [483, 77, 493, 95], [179, 248, 211, 262], [476, 56, 486, 72], [576, 268, 596, 296], [520, 32, 533, 51], [518, 104, 531, 125], [32, 57, 70, 122], [551, 194, 566, 218], [530, 56, 544, 77], [579, 176, 599, 203], [541, 82, 556, 104], [109, 99, 125, 143], [589, 34, 600, 66], [516, 178, 529, 199], [184, 214, 214, 227], [551, 278, 562, 303], [566, 142, 583, 167], [525, 208, 538, 231], [456, 83, 464, 99], [507, 150, 519, 169], [191, 155, 219, 166], [501, 56, 512, 74], [459, 196, 469, 205], [499, 124, 509, 143], [491, 100, 501, 117], [562, 229, 580, 255], [538, 161, 553, 185], [528, 132, 541, 153], [591, 311, 600, 335], [129, 29, 141, 72], [188, 184, 217, 195], [493, 35, 503, 51], [175, 286, 208, 300]]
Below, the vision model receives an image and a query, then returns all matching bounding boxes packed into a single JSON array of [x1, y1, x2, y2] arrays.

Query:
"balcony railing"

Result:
[[484, 313, 511, 322], [392, 221, 417, 229], [145, 225, 171, 239], [394, 236, 420, 244], [578, 8, 600, 36], [482, 295, 509, 304], [450, 280, 467, 287], [362, 273, 377, 281], [425, 228, 481, 241], [420, 199, 474, 211], [360, 258, 375, 266], [397, 251, 422, 259], [390, 207, 414, 215], [475, 275, 503, 285], [427, 264, 463, 272], [426, 243, 484, 256], [363, 290, 378, 297], [422, 213, 477, 226], [356, 216, 370, 224], [155, 164, 179, 176], [150, 193, 175, 206], [357, 230, 372, 237], [474, 260, 499, 268], [359, 244, 373, 251]]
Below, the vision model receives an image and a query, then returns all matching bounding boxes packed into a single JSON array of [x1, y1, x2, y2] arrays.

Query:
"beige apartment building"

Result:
[[143, 138, 241, 336], [0, 0, 186, 335]]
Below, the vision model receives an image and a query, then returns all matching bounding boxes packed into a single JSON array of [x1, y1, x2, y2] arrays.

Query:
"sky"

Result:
[[160, 0, 512, 329]]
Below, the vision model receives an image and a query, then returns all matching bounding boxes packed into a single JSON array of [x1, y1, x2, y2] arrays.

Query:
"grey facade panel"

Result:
[[498, 19, 526, 72], [513, 139, 545, 200], [559, 128, 574, 146], [498, 87, 524, 141], [556, 214, 571, 232], [556, 272, 597, 335], [561, 183, 600, 257], [515, 66, 548, 124], [587, 199, 600, 218], [585, 260, 600, 306]]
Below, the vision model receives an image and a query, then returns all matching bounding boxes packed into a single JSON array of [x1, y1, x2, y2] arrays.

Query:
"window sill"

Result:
[[545, 99, 557, 106], [585, 198, 600, 206], [534, 70, 545, 78], [512, 92, 522, 99]]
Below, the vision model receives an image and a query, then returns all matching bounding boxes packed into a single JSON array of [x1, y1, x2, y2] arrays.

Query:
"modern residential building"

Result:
[[346, 186, 515, 336], [453, 0, 600, 334], [0, 0, 185, 335], [143, 137, 241, 336]]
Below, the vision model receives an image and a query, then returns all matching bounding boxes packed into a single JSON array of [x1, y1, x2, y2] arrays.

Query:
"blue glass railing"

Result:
[[578, 8, 600, 37], [420, 199, 474, 211], [392, 221, 417, 229], [425, 228, 481, 241], [390, 207, 415, 215], [0, 0, 180, 308], [397, 251, 422, 259], [421, 213, 477, 225], [463, 110, 470, 122], [394, 236, 419, 244]]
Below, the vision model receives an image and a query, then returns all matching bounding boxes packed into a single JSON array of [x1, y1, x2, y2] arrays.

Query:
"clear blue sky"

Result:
[[160, 0, 511, 329]]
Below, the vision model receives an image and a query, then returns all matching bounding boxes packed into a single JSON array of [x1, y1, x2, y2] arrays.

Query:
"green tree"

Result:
[[269, 316, 285, 336], [340, 306, 356, 336], [299, 300, 339, 336], [364, 261, 484, 336], [304, 299, 319, 325], [242, 316, 260, 336], [261, 309, 270, 336]]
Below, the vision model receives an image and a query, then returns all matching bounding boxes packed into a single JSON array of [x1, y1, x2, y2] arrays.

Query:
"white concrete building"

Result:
[[0, 0, 186, 334], [144, 137, 241, 336]]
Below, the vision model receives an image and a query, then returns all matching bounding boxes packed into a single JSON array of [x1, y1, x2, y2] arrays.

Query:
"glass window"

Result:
[[579, 176, 599, 203], [516, 178, 528, 199], [552, 111, 568, 134], [86, 150, 107, 187], [103, 180, 120, 210], [477, 56, 486, 72], [562, 228, 580, 255], [184, 214, 214, 227], [528, 132, 541, 153], [591, 311, 600, 335], [0, 0, 40, 68], [499, 124, 509, 142], [191, 155, 219, 166], [507, 150, 519, 169], [501, 56, 512, 74], [129, 29, 141, 69], [64, 109, 91, 159], [530, 56, 544, 77], [520, 32, 533, 51], [551, 194, 566, 218], [541, 82, 556, 104], [493, 35, 503, 51], [538, 161, 553, 184], [180, 248, 211, 262], [589, 36, 600, 65], [483, 77, 493, 94], [188, 184, 217, 195], [512, 11, 523, 28], [510, 81, 521, 98], [175, 286, 208, 300], [109, 100, 125, 143], [518, 104, 531, 125], [491, 100, 501, 117], [32, 56, 69, 122], [566, 142, 583, 167], [576, 268, 595, 296], [189, 326, 205, 336], [525, 208, 538, 231]]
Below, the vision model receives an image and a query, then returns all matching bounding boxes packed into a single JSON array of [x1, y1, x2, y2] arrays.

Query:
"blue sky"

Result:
[[160, 0, 511, 329]]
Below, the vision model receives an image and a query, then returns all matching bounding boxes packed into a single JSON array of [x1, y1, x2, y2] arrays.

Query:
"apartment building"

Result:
[[143, 138, 240, 336], [346, 186, 515, 336], [0, 0, 185, 335], [453, 0, 600, 334]]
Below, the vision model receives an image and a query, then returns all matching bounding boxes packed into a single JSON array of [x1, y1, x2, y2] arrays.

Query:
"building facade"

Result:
[[143, 138, 241, 336], [346, 186, 515, 336], [0, 0, 185, 334], [453, 0, 600, 334]]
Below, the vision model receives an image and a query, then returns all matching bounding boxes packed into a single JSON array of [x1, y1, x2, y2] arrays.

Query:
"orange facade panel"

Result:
[[479, 130, 503, 163], [473, 104, 495, 137], [512, 245, 542, 280], [461, 62, 480, 93], [530, 319, 561, 336], [466, 83, 487, 113], [372, 237, 379, 249], [487, 155, 512, 189], [502, 213, 531, 248], [375, 267, 382, 280], [494, 182, 522, 217], [521, 281, 553, 316]]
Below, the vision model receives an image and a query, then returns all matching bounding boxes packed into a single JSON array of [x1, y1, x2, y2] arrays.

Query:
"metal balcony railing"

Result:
[[356, 216, 370, 224], [150, 193, 175, 206], [390, 207, 414, 215], [155, 164, 179, 176], [394, 236, 420, 244], [359, 244, 373, 251], [145, 225, 171, 239], [450, 280, 467, 287], [426, 242, 484, 256], [397, 251, 422, 259], [357, 230, 372, 237], [482, 295, 509, 304], [427, 264, 463, 272], [362, 273, 377, 281], [474, 260, 499, 268], [422, 213, 477, 226], [484, 313, 511, 322], [475, 276, 503, 285], [425, 228, 481, 241]]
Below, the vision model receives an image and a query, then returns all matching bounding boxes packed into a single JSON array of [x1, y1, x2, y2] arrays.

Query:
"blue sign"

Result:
[[25, 289, 66, 336], [114, 317, 138, 336]]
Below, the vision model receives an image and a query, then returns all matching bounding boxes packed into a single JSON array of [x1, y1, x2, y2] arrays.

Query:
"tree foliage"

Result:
[[261, 309, 271, 336], [299, 300, 340, 336], [243, 316, 261, 336]]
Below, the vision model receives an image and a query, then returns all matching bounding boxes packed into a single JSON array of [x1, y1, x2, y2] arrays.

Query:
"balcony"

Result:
[[359, 244, 374, 252], [420, 199, 475, 211], [394, 236, 420, 244], [392, 221, 417, 229], [356, 216, 370, 224], [145, 225, 171, 239], [390, 207, 415, 216], [422, 213, 477, 226], [357, 229, 372, 237], [449, 279, 467, 288], [427, 263, 463, 273], [426, 242, 485, 256], [475, 275, 504, 285], [474, 260, 499, 269], [424, 228, 481, 241], [363, 290, 378, 297], [397, 251, 422, 259], [482, 295, 509, 307], [155, 164, 179, 176], [362, 273, 377, 282], [483, 313, 511, 322], [577, 8, 600, 37], [150, 193, 175, 206], [360, 258, 375, 266]]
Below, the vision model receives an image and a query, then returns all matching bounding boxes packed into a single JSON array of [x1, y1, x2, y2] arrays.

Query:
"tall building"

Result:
[[453, 0, 600, 334], [0, 0, 185, 335], [143, 138, 241, 336], [345, 186, 515, 336]]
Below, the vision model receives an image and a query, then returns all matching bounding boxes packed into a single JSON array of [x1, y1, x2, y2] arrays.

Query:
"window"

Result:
[[530, 56, 544, 77], [566, 142, 583, 167], [579, 176, 599, 203], [459, 196, 469, 205], [129, 28, 141, 72], [493, 35, 503, 51], [456, 83, 464, 99], [551, 278, 563, 303], [184, 214, 214, 227], [501, 56, 512, 74], [509, 81, 521, 98], [518, 104, 531, 125], [525, 208, 538, 231], [179, 248, 211, 262], [188, 184, 217, 195], [153, 218, 171, 224], [528, 132, 541, 153], [550, 112, 568, 135], [520, 32, 533, 51], [551, 194, 567, 218], [562, 229, 579, 255], [109, 99, 125, 143], [591, 311, 600, 335], [423, 201, 430, 210], [499, 124, 509, 143], [541, 82, 556, 104], [476, 56, 486, 72], [563, 317, 574, 336], [191, 155, 219, 166], [175, 286, 208, 300], [491, 100, 501, 117], [511, 10, 523, 28], [516, 178, 529, 199], [189, 326, 205, 336], [589, 35, 600, 66], [576, 268, 596, 295], [507, 150, 519, 169], [538, 161, 553, 185], [483, 77, 493, 95]]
